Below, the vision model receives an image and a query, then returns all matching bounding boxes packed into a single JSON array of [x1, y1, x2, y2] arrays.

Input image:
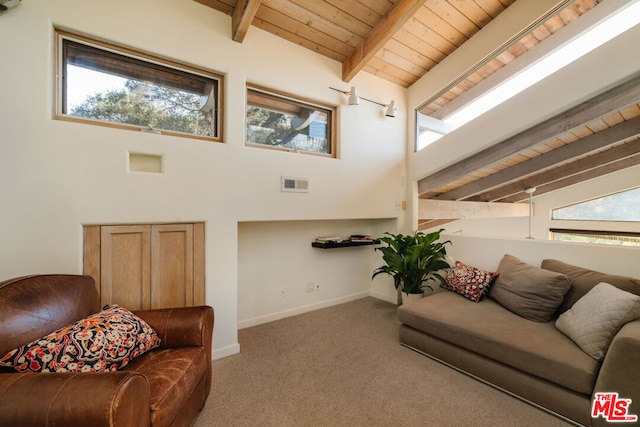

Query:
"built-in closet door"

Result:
[[83, 223, 205, 310], [151, 224, 194, 309], [100, 225, 152, 309]]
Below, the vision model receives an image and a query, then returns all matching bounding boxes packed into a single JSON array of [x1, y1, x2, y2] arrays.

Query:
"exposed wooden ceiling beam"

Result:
[[499, 154, 640, 204], [473, 139, 640, 203], [232, 0, 261, 43], [419, 199, 529, 219], [342, 0, 427, 82], [434, 116, 640, 201], [194, 0, 233, 15], [418, 219, 458, 231], [418, 73, 640, 195]]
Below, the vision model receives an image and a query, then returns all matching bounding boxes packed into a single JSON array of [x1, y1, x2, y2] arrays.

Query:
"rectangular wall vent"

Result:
[[281, 176, 309, 193]]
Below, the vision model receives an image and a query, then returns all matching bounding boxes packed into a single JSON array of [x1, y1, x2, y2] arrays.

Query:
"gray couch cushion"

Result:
[[398, 291, 599, 395], [556, 282, 640, 361], [541, 259, 640, 314], [489, 254, 571, 322]]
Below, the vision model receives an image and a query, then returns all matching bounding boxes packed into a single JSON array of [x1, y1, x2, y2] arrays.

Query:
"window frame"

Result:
[[549, 187, 640, 246], [53, 28, 224, 142], [245, 84, 337, 158], [550, 228, 640, 247]]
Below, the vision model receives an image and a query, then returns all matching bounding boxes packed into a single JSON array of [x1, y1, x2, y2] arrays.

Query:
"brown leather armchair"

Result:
[[0, 274, 214, 427]]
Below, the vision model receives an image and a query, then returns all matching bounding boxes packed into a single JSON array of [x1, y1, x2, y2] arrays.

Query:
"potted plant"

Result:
[[372, 229, 452, 305]]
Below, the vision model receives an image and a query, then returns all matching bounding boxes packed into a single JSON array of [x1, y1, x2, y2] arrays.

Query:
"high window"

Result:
[[550, 188, 640, 247], [246, 86, 335, 157], [55, 29, 223, 141]]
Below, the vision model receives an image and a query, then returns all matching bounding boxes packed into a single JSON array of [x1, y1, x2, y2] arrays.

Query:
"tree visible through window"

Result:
[[56, 31, 222, 140], [552, 188, 640, 221], [550, 187, 640, 247], [246, 86, 334, 156]]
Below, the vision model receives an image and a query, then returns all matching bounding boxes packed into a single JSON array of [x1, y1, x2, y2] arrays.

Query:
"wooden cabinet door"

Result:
[[100, 225, 151, 310], [84, 223, 205, 310], [151, 224, 193, 309]]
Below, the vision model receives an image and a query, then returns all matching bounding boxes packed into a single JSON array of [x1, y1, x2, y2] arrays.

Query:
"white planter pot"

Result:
[[401, 292, 424, 305]]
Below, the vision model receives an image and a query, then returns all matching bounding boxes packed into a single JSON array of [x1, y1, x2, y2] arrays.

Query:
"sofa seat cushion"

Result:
[[124, 347, 207, 427], [398, 292, 599, 395]]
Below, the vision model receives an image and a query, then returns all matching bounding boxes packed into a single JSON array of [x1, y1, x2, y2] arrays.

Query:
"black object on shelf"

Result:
[[312, 239, 380, 249]]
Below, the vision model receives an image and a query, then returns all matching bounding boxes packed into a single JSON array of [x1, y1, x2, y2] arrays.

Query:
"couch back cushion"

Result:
[[0, 275, 100, 356], [541, 259, 640, 314], [489, 254, 571, 322]]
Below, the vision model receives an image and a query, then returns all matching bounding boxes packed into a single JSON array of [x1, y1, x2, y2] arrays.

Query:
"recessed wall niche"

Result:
[[128, 152, 163, 173]]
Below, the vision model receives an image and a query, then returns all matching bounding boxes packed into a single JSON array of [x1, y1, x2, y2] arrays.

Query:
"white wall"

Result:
[[238, 218, 397, 328], [445, 234, 640, 280], [0, 0, 407, 359]]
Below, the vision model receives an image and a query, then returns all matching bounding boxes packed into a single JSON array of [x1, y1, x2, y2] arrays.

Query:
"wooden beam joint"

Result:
[[232, 0, 261, 43], [342, 0, 426, 82]]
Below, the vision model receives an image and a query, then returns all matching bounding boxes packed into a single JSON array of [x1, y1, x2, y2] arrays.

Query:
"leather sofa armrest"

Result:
[[133, 305, 214, 349], [592, 319, 640, 426], [0, 371, 149, 426]]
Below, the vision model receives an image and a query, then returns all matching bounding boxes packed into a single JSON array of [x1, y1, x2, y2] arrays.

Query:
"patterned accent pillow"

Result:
[[442, 261, 499, 302], [0, 305, 160, 373]]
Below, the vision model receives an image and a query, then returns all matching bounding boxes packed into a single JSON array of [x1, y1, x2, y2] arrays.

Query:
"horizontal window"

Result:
[[55, 29, 223, 141], [551, 187, 640, 222], [550, 229, 640, 247], [246, 86, 335, 157]]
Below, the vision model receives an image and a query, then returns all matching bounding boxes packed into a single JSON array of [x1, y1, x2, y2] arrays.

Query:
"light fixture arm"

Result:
[[359, 95, 385, 107], [329, 86, 396, 117]]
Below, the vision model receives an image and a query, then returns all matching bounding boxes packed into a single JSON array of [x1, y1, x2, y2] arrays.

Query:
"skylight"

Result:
[[417, 0, 640, 151]]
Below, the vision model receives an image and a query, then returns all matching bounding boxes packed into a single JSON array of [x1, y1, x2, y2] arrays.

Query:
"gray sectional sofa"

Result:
[[398, 255, 640, 426]]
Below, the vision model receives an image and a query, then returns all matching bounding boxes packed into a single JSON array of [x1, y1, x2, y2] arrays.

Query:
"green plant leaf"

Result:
[[372, 229, 452, 296]]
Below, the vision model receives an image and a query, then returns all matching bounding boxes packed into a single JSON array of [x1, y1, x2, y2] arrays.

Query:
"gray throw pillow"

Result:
[[556, 282, 640, 361], [489, 254, 571, 322]]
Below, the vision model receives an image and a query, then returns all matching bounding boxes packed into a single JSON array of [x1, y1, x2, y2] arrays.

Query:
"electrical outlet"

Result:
[[280, 286, 287, 298], [305, 282, 315, 293], [395, 200, 402, 211]]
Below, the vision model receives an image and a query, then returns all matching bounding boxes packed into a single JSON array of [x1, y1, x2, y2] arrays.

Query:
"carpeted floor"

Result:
[[194, 297, 573, 426]]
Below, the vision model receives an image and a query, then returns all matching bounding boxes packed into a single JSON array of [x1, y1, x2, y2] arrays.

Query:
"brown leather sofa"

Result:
[[0, 274, 214, 427]]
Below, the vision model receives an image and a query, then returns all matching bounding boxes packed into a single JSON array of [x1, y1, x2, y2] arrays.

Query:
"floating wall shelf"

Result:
[[311, 239, 380, 249]]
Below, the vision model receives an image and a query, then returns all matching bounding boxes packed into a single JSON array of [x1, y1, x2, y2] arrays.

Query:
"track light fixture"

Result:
[[348, 86, 359, 105], [0, 0, 21, 14], [329, 86, 396, 118]]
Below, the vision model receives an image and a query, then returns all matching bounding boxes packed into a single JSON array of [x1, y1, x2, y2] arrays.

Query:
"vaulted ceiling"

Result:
[[194, 0, 640, 229]]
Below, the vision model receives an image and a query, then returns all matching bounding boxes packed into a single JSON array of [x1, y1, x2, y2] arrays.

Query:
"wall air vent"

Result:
[[281, 176, 309, 193]]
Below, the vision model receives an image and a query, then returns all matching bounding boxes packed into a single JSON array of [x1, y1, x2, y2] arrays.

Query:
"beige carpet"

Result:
[[194, 297, 573, 426]]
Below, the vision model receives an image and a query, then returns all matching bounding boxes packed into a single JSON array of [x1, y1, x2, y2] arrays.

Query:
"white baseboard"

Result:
[[212, 343, 240, 360], [238, 291, 370, 329], [369, 289, 397, 304]]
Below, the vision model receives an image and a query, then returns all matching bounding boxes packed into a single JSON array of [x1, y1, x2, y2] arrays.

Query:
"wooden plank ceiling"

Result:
[[195, 0, 521, 87], [194, 0, 639, 229]]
